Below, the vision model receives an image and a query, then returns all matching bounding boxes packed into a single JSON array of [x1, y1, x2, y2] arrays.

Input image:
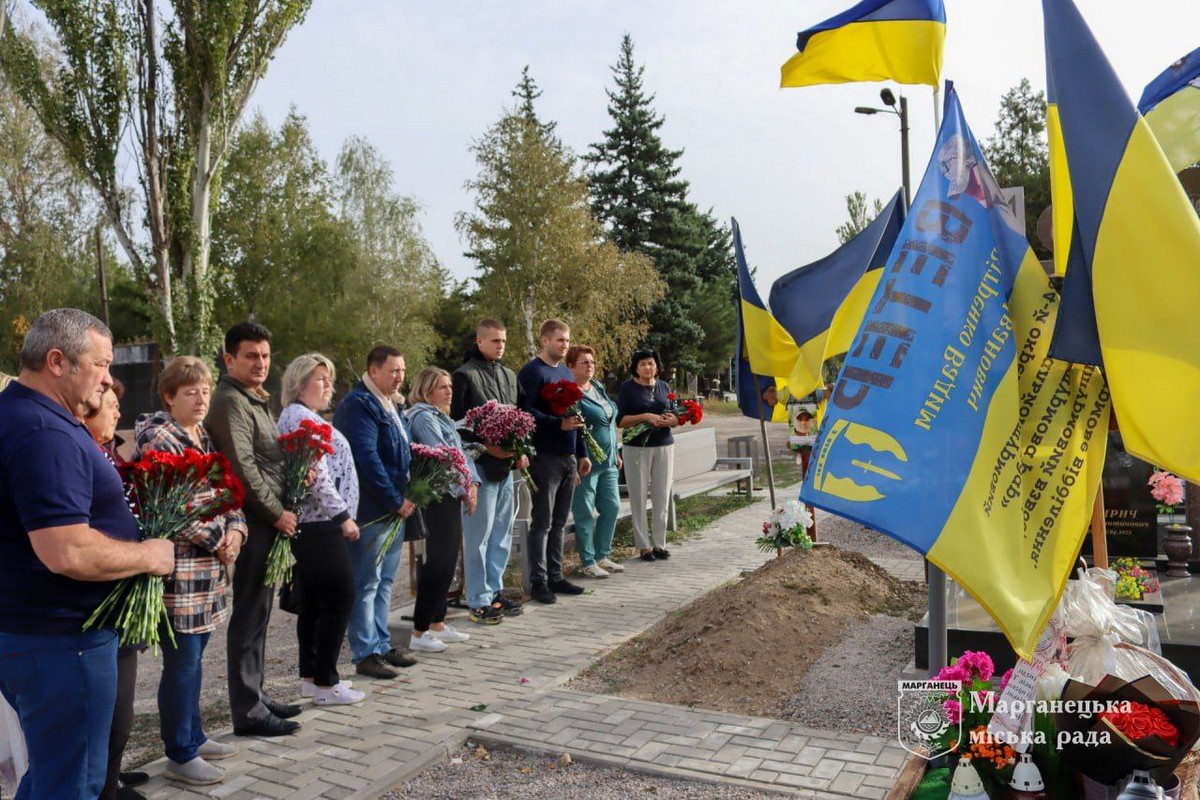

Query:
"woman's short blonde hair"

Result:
[[281, 353, 336, 407], [158, 357, 211, 408], [409, 367, 450, 406]]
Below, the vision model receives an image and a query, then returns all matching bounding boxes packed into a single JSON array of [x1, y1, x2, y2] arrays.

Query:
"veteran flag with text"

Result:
[[799, 84, 1110, 660], [1045, 0, 1200, 483], [769, 190, 905, 400]]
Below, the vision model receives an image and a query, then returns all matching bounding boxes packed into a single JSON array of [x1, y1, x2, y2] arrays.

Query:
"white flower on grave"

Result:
[[1037, 663, 1072, 703], [776, 500, 813, 533]]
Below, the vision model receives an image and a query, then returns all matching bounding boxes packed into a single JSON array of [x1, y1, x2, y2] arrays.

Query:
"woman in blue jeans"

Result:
[[566, 346, 624, 578], [134, 357, 245, 787]]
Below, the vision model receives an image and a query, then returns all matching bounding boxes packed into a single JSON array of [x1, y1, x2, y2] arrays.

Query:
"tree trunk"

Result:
[[185, 106, 214, 355], [524, 287, 536, 360]]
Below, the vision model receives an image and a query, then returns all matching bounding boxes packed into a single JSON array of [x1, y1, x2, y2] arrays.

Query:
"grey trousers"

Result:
[[527, 454, 577, 585], [624, 444, 674, 550], [227, 519, 277, 726]]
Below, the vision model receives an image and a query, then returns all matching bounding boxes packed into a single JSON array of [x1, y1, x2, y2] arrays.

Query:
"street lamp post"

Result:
[[855, 87, 911, 208]]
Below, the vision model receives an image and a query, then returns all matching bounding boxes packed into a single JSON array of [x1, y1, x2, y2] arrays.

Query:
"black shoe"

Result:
[[356, 653, 400, 679], [263, 697, 303, 719], [233, 714, 300, 737], [652, 547, 671, 560], [493, 593, 524, 617], [383, 648, 418, 668], [531, 583, 557, 604], [640, 550, 657, 561], [469, 606, 504, 625], [117, 787, 147, 800], [120, 772, 149, 788], [549, 579, 584, 595]]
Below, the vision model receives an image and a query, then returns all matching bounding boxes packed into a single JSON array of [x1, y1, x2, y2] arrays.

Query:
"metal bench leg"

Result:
[[668, 495, 678, 532], [512, 520, 532, 596]]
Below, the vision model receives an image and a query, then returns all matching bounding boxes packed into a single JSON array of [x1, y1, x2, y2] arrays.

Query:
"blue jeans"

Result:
[[158, 629, 211, 763], [572, 465, 620, 566], [461, 474, 515, 609], [0, 628, 117, 799], [347, 519, 404, 662]]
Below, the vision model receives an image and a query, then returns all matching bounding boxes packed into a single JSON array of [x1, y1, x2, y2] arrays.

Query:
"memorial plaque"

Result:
[[1081, 431, 1159, 558]]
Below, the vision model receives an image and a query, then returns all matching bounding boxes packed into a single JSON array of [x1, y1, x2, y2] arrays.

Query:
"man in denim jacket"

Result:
[[332, 346, 416, 679]]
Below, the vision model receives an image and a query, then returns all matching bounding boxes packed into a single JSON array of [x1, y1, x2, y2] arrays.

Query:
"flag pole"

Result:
[[753, 386, 778, 509], [1090, 490, 1108, 569]]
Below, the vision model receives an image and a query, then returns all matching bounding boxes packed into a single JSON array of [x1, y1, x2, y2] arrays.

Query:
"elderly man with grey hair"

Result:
[[0, 308, 175, 799]]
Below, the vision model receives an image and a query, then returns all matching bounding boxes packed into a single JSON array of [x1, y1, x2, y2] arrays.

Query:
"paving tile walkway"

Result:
[[132, 489, 913, 799]]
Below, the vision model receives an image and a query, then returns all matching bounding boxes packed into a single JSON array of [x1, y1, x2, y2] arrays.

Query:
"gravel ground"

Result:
[[815, 512, 920, 562], [775, 613, 916, 736], [387, 742, 784, 800]]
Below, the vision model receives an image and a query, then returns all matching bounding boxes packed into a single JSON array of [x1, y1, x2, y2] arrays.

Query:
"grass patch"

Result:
[[699, 399, 741, 416]]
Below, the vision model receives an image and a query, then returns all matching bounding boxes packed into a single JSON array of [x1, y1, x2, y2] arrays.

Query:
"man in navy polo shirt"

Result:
[[0, 309, 175, 800]]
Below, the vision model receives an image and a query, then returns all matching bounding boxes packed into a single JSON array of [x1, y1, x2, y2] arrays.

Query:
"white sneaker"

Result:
[[582, 564, 610, 578], [428, 625, 470, 643], [313, 684, 366, 705], [301, 679, 353, 698], [409, 633, 448, 652], [596, 559, 625, 573]]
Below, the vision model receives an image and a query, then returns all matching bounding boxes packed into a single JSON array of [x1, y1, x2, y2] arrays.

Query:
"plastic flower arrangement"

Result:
[[1149, 470, 1184, 516], [755, 500, 814, 555], [1113, 557, 1159, 601]]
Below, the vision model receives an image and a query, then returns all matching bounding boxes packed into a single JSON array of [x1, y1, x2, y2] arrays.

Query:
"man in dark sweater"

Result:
[[517, 319, 591, 604], [452, 319, 527, 623]]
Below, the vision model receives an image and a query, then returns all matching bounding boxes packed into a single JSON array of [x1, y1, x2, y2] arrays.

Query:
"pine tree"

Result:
[[586, 34, 707, 371]]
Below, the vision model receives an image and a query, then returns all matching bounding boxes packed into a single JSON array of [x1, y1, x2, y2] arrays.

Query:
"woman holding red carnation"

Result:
[[133, 356, 247, 786], [616, 348, 678, 561], [278, 354, 363, 707], [406, 367, 480, 653]]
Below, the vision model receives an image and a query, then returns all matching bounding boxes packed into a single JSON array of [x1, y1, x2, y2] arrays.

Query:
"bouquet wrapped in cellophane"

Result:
[[83, 449, 245, 650], [266, 418, 334, 586]]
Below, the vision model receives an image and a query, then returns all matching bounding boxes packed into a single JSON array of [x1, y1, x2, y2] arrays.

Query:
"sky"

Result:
[[239, 1, 1197, 292]]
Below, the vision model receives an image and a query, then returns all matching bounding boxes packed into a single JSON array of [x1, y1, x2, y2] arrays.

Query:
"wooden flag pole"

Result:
[[1090, 489, 1108, 570], [753, 386, 778, 510]]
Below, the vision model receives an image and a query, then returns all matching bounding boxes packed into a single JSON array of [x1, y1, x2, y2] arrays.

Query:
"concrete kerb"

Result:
[[358, 730, 468, 800]]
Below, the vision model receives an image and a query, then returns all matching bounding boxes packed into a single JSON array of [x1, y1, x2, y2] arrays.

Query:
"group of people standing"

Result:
[[0, 309, 686, 799]]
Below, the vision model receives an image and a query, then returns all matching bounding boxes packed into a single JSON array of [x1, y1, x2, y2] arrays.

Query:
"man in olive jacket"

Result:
[[451, 319, 526, 623], [206, 322, 301, 737]]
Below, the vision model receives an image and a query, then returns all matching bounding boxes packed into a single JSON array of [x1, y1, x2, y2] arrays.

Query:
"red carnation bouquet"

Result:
[[372, 443, 474, 564], [462, 399, 538, 490], [266, 419, 335, 586], [621, 392, 703, 445], [83, 449, 245, 650], [540, 379, 606, 463]]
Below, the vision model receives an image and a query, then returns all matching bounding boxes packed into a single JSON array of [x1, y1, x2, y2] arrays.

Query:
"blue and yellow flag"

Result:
[[800, 83, 1110, 660], [1045, 42, 1086, 280], [733, 219, 791, 422], [1045, 0, 1200, 483], [780, 0, 946, 88], [1138, 46, 1200, 173], [768, 190, 905, 400]]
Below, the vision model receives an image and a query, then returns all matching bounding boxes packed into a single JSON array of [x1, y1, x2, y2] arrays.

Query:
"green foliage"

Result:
[[835, 191, 884, 244], [457, 70, 663, 371], [984, 78, 1050, 259], [428, 277, 478, 370], [586, 34, 715, 372], [210, 112, 443, 382]]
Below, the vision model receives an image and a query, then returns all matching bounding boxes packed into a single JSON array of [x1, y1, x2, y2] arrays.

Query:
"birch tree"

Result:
[[0, 0, 310, 355]]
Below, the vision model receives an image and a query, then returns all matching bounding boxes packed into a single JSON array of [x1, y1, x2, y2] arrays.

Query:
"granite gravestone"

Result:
[[1080, 431, 1159, 559]]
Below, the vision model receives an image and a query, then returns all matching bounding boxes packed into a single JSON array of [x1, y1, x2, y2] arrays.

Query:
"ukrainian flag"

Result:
[[780, 0, 946, 88], [768, 190, 905, 400], [1139, 46, 1200, 174], [1045, 49, 1086, 280], [1045, 0, 1200, 483], [733, 219, 792, 422], [800, 83, 1110, 659]]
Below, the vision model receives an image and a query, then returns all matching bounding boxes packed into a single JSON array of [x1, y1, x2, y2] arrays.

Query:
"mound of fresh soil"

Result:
[[572, 544, 925, 717]]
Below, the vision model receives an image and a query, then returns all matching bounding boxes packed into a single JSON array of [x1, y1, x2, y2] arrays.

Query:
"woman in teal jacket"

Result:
[[567, 346, 624, 578]]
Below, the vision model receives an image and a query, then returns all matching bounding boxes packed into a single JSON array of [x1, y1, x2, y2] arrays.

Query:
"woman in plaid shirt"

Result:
[[133, 356, 247, 787]]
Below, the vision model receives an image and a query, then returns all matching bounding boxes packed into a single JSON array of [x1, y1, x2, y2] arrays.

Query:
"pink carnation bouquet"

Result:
[[370, 443, 473, 564], [462, 400, 538, 490]]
